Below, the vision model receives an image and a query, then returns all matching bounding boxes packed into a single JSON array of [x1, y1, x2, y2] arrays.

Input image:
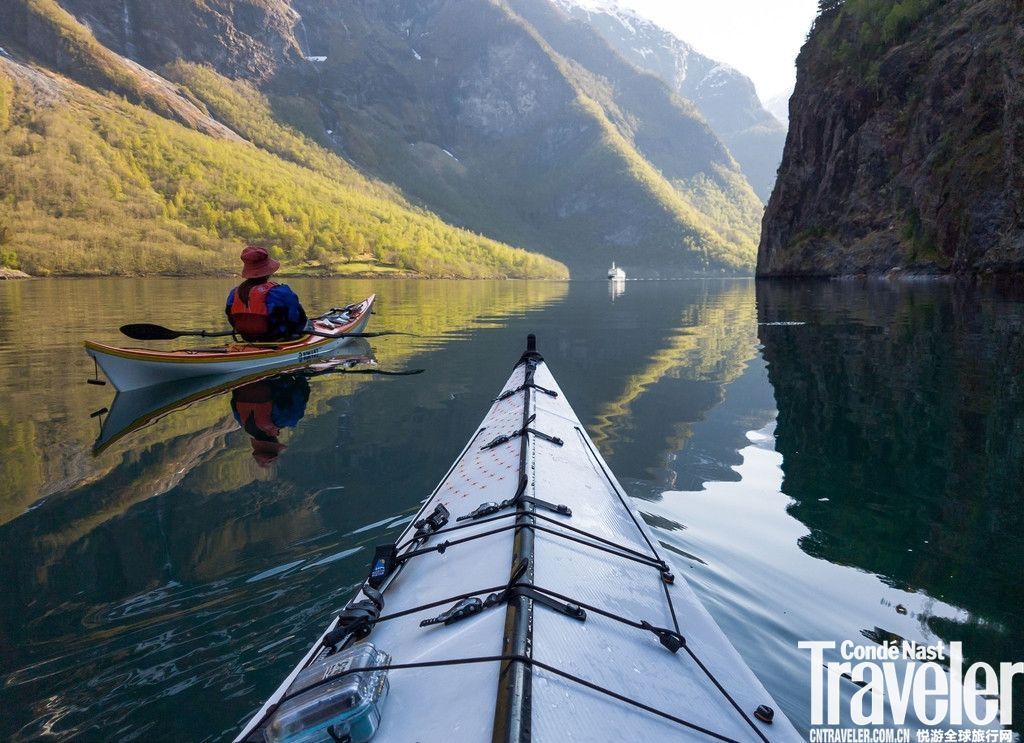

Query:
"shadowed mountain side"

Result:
[[0, 0, 248, 136], [0, 1, 568, 279], [759, 0, 1024, 275], [261, 0, 758, 275], [757, 280, 1024, 634], [506, 0, 762, 250], [0, 55, 566, 279], [1, 0, 771, 276], [54, 0, 302, 81]]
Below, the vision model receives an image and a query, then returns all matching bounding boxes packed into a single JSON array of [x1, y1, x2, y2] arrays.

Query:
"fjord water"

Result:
[[0, 278, 1021, 739]]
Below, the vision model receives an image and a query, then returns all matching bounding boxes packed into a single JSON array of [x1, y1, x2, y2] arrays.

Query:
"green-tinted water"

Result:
[[0, 277, 1020, 739]]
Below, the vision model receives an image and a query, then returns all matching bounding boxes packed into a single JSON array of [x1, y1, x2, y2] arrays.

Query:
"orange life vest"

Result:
[[229, 281, 278, 339]]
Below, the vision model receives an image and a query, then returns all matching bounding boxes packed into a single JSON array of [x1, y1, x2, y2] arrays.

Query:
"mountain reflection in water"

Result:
[[0, 277, 1020, 739]]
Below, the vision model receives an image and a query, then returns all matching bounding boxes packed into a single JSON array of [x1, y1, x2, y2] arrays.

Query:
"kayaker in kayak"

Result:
[[226, 246, 308, 342]]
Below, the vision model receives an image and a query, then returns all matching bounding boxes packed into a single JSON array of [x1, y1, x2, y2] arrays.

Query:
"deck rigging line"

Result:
[[574, 424, 769, 743]]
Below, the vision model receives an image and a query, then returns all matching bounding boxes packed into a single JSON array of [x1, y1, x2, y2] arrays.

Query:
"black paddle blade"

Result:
[[119, 325, 413, 342], [119, 323, 181, 340]]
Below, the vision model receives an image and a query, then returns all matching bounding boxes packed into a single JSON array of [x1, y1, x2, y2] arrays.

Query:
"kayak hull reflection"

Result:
[[92, 339, 374, 455]]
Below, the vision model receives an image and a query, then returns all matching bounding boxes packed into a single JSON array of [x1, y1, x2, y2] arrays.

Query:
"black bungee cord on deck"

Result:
[[400, 504, 665, 570]]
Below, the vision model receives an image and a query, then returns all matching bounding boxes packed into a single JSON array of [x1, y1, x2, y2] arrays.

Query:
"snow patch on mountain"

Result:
[[552, 0, 649, 36]]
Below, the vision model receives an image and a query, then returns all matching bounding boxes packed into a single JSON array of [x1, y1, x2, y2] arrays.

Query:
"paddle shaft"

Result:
[[119, 323, 408, 341]]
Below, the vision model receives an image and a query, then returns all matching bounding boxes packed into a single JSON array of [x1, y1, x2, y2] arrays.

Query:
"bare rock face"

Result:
[[58, 0, 302, 80], [759, 0, 1024, 276], [270, 0, 760, 275], [455, 35, 569, 136], [0, 0, 248, 137]]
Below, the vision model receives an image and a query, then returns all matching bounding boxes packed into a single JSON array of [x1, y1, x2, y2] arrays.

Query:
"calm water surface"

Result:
[[0, 277, 1021, 739]]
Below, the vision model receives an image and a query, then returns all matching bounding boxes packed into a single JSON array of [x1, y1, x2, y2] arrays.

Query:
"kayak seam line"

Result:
[[494, 356, 536, 741]]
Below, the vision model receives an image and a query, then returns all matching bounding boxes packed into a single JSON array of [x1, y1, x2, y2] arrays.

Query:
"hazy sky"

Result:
[[590, 0, 820, 102]]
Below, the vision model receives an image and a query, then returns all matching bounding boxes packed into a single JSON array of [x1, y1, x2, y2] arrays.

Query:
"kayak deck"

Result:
[[239, 336, 798, 742], [85, 295, 375, 391]]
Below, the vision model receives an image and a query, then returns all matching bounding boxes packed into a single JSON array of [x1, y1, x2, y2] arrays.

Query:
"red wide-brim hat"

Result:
[[240, 245, 281, 279]]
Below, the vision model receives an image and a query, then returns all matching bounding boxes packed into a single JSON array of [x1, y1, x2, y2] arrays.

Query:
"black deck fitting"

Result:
[[517, 333, 543, 367]]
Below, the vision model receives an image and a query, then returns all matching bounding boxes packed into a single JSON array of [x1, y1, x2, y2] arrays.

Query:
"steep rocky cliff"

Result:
[[551, 0, 786, 202], [760, 0, 1024, 276], [57, 0, 302, 80]]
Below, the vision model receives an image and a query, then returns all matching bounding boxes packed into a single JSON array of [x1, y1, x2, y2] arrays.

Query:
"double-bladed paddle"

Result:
[[119, 323, 412, 341]]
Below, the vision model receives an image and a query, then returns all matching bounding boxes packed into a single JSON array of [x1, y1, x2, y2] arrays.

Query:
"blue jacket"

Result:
[[226, 282, 308, 340]]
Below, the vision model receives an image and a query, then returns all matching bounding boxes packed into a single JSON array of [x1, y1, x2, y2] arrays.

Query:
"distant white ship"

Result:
[[607, 261, 626, 280]]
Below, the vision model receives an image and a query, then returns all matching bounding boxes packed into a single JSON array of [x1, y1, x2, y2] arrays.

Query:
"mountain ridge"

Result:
[[0, 32, 567, 278], [549, 0, 786, 202], [1, 0, 771, 277]]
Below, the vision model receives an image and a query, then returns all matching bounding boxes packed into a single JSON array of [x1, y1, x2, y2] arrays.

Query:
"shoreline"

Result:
[[17, 268, 1022, 282], [0, 270, 572, 281], [755, 271, 1024, 284]]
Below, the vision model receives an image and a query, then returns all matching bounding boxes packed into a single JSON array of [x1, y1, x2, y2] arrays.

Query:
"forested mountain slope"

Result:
[[0, 0, 567, 277], [1, 0, 770, 277]]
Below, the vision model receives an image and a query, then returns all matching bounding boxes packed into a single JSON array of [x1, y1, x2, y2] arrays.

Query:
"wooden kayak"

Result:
[[84, 295, 375, 392], [236, 334, 799, 742]]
